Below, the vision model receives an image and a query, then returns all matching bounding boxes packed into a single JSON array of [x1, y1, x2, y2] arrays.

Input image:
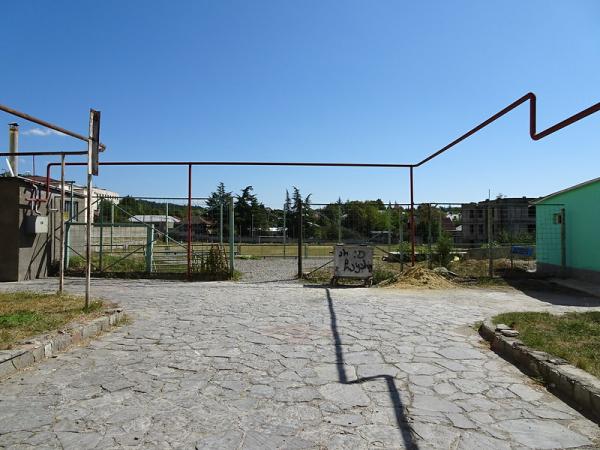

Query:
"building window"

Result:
[[553, 212, 563, 225], [469, 224, 475, 234], [478, 224, 484, 234]]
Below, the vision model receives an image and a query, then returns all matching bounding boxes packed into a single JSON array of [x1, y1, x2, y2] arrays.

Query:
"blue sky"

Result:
[[1, 1, 599, 207]]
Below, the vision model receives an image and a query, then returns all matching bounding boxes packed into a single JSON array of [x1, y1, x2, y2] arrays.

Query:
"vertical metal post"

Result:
[[427, 203, 432, 269], [487, 199, 493, 278], [110, 201, 114, 251], [64, 222, 71, 270], [229, 196, 235, 277], [85, 116, 93, 308], [146, 225, 154, 273], [560, 207, 566, 276], [283, 204, 287, 258], [387, 202, 392, 254], [165, 201, 169, 247], [58, 154, 65, 293], [297, 200, 303, 278], [399, 209, 404, 271], [99, 199, 104, 272], [187, 164, 192, 280], [69, 182, 74, 220], [65, 182, 73, 270], [337, 203, 342, 243], [219, 201, 224, 245], [409, 166, 416, 266]]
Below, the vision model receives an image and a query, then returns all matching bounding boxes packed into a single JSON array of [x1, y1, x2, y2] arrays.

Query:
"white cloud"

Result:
[[21, 127, 65, 137]]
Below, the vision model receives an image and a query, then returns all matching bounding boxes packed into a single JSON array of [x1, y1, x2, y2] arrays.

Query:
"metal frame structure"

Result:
[[2, 91, 596, 289], [46, 92, 600, 277], [1, 103, 104, 306]]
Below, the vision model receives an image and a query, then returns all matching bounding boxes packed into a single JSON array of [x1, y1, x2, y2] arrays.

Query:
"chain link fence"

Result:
[[50, 192, 560, 281]]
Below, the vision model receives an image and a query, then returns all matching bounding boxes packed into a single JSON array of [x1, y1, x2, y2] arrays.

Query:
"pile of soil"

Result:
[[385, 266, 455, 289]]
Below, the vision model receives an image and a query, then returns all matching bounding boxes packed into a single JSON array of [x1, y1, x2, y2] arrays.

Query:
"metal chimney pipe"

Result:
[[8, 122, 18, 176]]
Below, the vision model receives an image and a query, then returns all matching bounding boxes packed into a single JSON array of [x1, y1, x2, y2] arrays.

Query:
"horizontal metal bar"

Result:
[[0, 150, 87, 156], [96, 196, 209, 201], [0, 103, 105, 150], [49, 160, 413, 168]]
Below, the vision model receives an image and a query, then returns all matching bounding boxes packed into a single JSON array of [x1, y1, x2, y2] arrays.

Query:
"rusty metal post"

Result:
[[297, 199, 303, 278], [410, 166, 416, 266], [59, 154, 65, 293], [187, 164, 192, 280]]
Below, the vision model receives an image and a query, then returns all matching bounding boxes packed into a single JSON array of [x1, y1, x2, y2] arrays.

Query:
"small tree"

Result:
[[436, 232, 454, 268]]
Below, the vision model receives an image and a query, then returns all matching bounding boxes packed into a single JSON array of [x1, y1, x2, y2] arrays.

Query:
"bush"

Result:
[[372, 267, 397, 284], [194, 244, 230, 278], [436, 233, 454, 268]]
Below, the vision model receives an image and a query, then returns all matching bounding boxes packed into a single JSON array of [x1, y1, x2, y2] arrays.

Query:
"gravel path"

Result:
[[0, 278, 599, 449], [235, 257, 332, 283]]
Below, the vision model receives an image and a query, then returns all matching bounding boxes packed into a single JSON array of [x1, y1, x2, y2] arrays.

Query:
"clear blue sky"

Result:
[[1, 1, 599, 207]]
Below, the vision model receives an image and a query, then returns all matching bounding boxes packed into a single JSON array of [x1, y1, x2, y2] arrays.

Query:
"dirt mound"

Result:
[[386, 266, 455, 289]]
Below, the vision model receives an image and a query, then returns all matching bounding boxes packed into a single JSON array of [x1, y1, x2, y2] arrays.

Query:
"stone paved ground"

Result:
[[0, 278, 599, 449]]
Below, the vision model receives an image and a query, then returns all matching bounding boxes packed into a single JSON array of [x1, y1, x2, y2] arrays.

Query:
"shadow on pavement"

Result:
[[325, 288, 420, 449], [501, 276, 600, 307]]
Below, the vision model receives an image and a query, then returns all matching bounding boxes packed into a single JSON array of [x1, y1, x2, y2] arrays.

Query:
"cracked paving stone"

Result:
[[495, 419, 592, 448], [0, 277, 598, 449], [319, 383, 370, 407]]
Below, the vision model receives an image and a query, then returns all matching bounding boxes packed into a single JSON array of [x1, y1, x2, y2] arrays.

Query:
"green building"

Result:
[[535, 177, 600, 282]]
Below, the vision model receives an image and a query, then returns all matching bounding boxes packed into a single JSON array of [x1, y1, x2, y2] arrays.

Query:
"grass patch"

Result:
[[0, 291, 105, 350], [492, 311, 600, 378]]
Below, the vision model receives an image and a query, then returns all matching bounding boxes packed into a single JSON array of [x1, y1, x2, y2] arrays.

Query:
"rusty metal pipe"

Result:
[[0, 103, 105, 150], [0, 150, 87, 156], [414, 92, 600, 167], [187, 164, 192, 281], [409, 166, 416, 266]]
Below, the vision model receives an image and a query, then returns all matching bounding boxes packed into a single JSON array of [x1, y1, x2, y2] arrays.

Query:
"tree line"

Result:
[[98, 182, 462, 243]]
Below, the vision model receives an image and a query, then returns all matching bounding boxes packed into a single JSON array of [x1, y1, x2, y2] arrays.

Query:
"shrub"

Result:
[[436, 233, 454, 268]]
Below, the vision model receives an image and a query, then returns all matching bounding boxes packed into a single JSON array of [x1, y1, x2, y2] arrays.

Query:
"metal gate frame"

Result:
[[45, 92, 600, 279]]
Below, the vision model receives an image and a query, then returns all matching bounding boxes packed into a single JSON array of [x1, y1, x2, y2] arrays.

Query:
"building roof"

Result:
[[534, 177, 600, 205], [462, 197, 538, 207], [181, 215, 213, 225], [129, 215, 181, 224], [0, 176, 87, 198]]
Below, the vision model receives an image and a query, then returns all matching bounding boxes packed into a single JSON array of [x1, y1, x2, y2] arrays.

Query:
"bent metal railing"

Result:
[[44, 92, 600, 277]]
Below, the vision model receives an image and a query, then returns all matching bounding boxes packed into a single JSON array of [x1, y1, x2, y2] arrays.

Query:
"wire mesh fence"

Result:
[[49, 192, 558, 281]]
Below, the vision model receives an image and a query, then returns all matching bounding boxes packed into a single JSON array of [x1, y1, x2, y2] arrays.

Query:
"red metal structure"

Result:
[[44, 92, 600, 275]]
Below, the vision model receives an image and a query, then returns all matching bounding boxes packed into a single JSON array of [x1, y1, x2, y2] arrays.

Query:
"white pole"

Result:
[[59, 154, 65, 294]]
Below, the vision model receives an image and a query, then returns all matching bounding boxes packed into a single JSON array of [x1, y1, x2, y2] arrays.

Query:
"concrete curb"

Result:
[[0, 308, 125, 380], [479, 319, 600, 423]]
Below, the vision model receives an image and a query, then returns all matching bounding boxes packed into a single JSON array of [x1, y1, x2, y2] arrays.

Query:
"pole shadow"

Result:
[[325, 289, 419, 449]]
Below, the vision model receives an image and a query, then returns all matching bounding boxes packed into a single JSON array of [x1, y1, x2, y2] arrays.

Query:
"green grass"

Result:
[[492, 311, 600, 378], [0, 292, 106, 350]]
